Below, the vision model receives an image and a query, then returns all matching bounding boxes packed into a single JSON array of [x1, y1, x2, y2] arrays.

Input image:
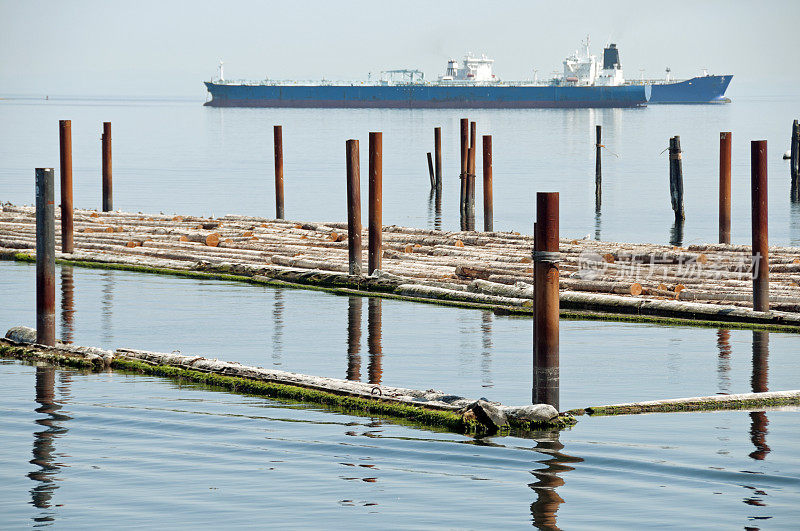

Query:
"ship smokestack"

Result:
[[603, 44, 620, 70]]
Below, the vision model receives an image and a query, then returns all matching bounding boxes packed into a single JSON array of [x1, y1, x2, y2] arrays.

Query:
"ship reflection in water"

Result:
[[29, 366, 72, 524]]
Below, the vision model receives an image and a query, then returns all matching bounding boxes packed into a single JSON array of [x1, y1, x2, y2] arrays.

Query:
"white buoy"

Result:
[[784, 150, 791, 160]]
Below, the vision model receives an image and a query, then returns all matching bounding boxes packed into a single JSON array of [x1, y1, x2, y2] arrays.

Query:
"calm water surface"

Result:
[[1, 92, 800, 246], [2, 94, 800, 527], [2, 261, 799, 410], [1, 361, 798, 528]]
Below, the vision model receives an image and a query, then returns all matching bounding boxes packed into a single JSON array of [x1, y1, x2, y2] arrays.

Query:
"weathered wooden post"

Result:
[[346, 139, 362, 276], [595, 125, 602, 210], [102, 122, 112, 212], [36, 168, 56, 346], [533, 192, 560, 410], [434, 126, 442, 191], [791, 120, 799, 202], [669, 136, 684, 221], [482, 135, 493, 232], [460, 118, 469, 226], [751, 140, 769, 312], [368, 132, 382, 275], [427, 152, 435, 189], [719, 132, 732, 244], [273, 125, 285, 219], [59, 120, 74, 253]]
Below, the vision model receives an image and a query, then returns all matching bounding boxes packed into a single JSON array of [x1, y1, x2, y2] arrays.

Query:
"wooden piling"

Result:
[[751, 140, 769, 312], [273, 125, 285, 219], [482, 135, 493, 232], [719, 132, 732, 244], [668, 136, 684, 221], [102, 122, 112, 212], [791, 120, 799, 202], [533, 192, 560, 410], [346, 139, 362, 276], [58, 120, 74, 253], [368, 132, 382, 275], [434, 126, 442, 191], [427, 152, 435, 189], [595, 125, 602, 210], [35, 168, 56, 346]]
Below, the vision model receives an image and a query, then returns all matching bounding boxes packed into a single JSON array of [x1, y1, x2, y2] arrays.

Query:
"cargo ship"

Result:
[[203, 39, 730, 108], [204, 49, 649, 109]]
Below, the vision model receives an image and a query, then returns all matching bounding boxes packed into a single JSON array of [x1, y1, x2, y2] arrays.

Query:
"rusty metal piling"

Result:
[[273, 125, 284, 219], [791, 120, 799, 202], [719, 132, 732, 244], [459, 118, 469, 227], [59, 120, 74, 253], [101, 122, 112, 212], [427, 152, 435, 189], [368, 132, 382, 275], [533, 192, 560, 410], [346, 139, 362, 276], [36, 168, 56, 346], [751, 140, 769, 312], [482, 135, 493, 232]]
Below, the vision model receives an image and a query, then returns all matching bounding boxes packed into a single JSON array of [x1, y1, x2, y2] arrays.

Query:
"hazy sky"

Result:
[[2, 0, 798, 98]]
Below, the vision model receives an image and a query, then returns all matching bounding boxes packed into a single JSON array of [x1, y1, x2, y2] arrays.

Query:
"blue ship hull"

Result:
[[648, 75, 732, 103], [203, 82, 650, 108]]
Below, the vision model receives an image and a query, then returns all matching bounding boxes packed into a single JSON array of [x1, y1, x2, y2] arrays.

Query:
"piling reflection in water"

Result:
[[669, 219, 684, 248], [29, 366, 71, 522], [346, 296, 362, 381], [716, 329, 731, 394], [427, 189, 442, 232], [367, 298, 383, 385], [480, 311, 493, 388], [101, 270, 114, 344], [271, 288, 284, 366], [528, 432, 583, 530], [594, 208, 601, 241], [790, 200, 800, 246], [749, 331, 770, 461], [60, 266, 75, 345]]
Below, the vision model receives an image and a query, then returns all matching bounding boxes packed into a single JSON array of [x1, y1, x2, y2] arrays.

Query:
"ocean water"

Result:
[[1, 92, 799, 246], [2, 93, 800, 528], [2, 261, 799, 411], [1, 360, 798, 528]]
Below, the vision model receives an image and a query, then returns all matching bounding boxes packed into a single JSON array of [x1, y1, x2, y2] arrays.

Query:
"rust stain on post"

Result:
[[751, 140, 769, 312], [274, 125, 284, 219], [719, 132, 732, 244], [595, 125, 602, 210], [368, 132, 382, 275], [482, 135, 493, 232], [102, 122, 112, 212], [59, 120, 74, 253], [533, 192, 559, 410], [460, 118, 469, 226], [346, 139, 362, 276], [36, 168, 56, 346]]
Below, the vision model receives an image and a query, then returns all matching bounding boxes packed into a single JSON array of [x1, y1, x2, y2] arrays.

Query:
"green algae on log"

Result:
[[567, 390, 800, 416], [1, 330, 575, 435]]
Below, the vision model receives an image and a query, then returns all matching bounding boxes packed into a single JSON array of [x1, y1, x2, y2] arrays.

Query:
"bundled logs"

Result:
[[2, 203, 800, 315]]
